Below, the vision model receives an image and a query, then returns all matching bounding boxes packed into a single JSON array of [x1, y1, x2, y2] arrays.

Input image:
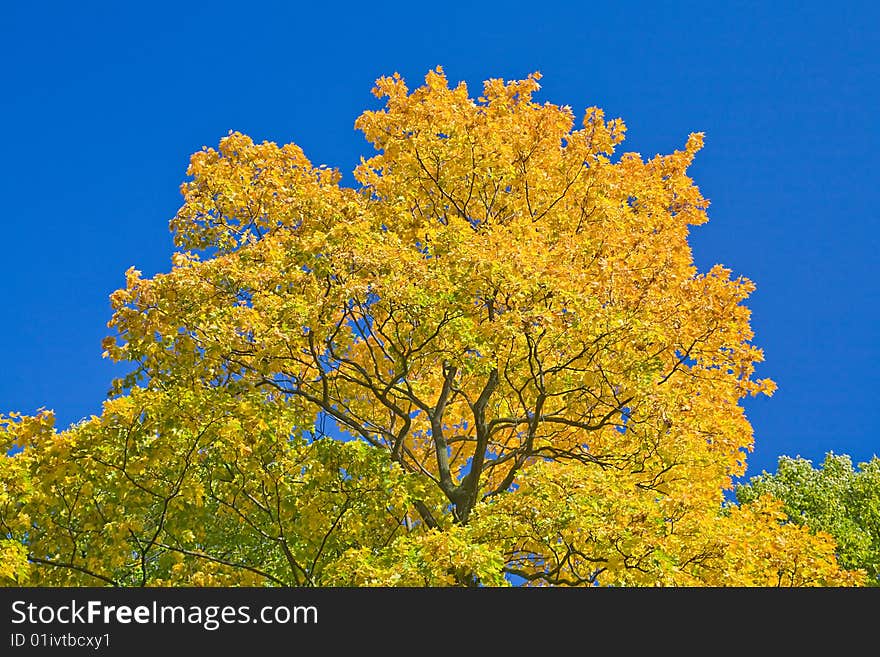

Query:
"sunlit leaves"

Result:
[[736, 453, 880, 584], [0, 68, 861, 586]]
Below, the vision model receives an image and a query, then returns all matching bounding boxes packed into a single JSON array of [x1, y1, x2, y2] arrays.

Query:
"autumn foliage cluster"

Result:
[[0, 69, 865, 586]]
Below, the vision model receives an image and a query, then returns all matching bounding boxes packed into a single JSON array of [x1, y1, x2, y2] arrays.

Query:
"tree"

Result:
[[736, 453, 880, 585], [0, 68, 864, 586]]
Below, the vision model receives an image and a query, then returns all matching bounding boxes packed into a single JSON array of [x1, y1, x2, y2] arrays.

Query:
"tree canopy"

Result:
[[736, 452, 880, 585], [0, 68, 864, 586]]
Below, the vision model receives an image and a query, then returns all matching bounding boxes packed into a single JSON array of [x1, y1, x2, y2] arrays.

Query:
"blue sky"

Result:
[[1, 1, 877, 481]]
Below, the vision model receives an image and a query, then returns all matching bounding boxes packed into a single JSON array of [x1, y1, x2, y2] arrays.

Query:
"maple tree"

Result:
[[0, 68, 865, 586]]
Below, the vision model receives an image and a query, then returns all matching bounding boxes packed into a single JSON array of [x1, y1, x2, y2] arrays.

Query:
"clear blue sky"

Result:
[[1, 1, 877, 481]]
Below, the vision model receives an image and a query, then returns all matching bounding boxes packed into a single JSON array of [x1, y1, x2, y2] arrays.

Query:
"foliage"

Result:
[[0, 68, 863, 586], [736, 453, 880, 584]]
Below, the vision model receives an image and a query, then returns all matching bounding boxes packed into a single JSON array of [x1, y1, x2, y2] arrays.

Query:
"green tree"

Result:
[[736, 453, 880, 584]]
